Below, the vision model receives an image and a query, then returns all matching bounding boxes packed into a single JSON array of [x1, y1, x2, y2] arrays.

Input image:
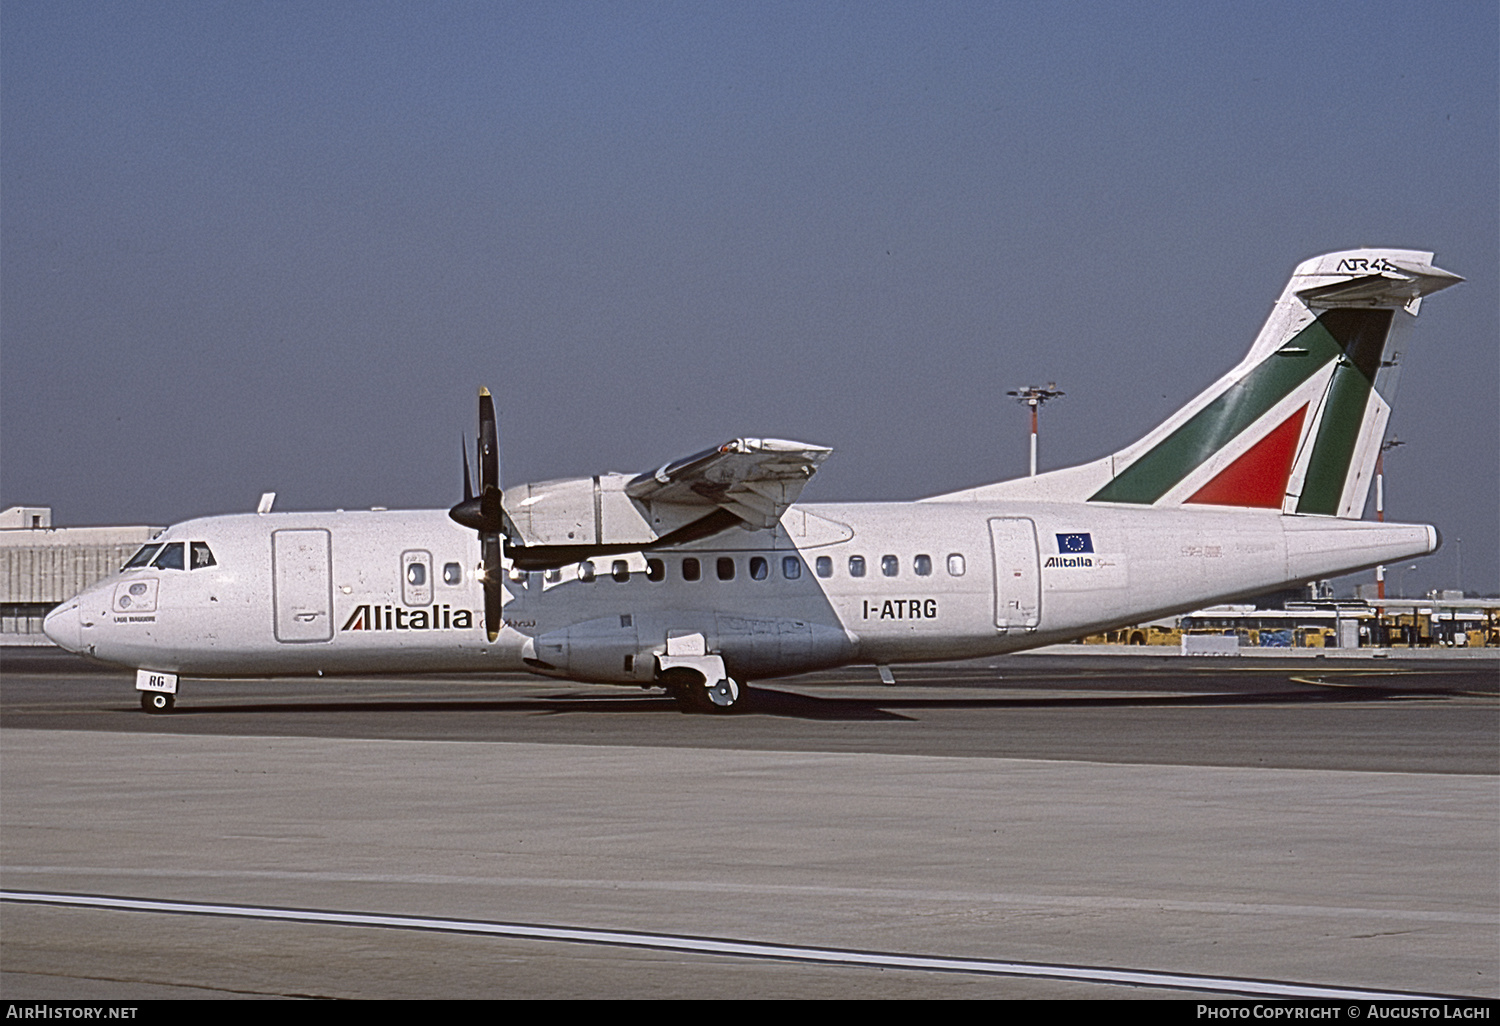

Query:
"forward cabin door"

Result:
[[988, 517, 1040, 632], [272, 528, 334, 642]]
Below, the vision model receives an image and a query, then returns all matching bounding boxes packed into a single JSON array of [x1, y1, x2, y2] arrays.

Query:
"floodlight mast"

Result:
[[1007, 383, 1064, 477], [1374, 437, 1404, 608]]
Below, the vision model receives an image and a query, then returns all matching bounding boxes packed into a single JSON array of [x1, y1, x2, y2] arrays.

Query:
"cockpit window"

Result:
[[151, 542, 185, 570], [123, 544, 162, 570], [191, 542, 216, 569]]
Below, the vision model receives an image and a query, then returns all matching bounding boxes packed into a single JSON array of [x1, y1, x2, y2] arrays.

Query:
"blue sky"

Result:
[[3, 1, 1495, 596]]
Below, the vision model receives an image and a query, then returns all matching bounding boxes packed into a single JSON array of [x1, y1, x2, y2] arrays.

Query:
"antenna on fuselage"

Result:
[[256, 492, 276, 514]]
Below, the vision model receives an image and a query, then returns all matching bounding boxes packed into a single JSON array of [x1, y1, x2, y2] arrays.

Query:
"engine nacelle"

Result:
[[504, 474, 711, 549]]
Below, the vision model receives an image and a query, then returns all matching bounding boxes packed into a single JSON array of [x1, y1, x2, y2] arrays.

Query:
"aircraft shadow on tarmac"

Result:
[[117, 676, 1480, 723], [4, 651, 1488, 723]]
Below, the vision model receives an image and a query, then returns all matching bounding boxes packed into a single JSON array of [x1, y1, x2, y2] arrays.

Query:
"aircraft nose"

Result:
[[43, 600, 83, 653]]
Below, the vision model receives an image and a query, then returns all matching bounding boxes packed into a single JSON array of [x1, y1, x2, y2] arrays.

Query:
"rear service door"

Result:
[[272, 529, 334, 642], [988, 517, 1040, 631]]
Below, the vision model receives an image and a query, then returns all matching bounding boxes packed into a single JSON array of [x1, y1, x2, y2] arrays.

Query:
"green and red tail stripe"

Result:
[[1088, 308, 1393, 511]]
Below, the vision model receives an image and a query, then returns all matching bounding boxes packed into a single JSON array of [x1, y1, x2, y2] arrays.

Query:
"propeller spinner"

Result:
[[449, 388, 507, 642]]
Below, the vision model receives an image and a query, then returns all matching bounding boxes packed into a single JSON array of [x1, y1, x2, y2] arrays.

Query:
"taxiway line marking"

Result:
[[0, 889, 1464, 1000]]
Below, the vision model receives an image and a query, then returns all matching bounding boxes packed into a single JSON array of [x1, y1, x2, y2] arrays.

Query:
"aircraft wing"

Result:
[[625, 438, 832, 529]]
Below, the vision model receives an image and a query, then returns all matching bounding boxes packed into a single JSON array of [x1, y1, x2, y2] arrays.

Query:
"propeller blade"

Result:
[[449, 388, 509, 536], [479, 387, 499, 495], [461, 437, 474, 503], [450, 387, 510, 642], [482, 535, 504, 642], [480, 484, 504, 534]]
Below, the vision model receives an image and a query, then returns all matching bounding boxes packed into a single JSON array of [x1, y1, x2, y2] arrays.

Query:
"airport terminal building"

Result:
[[0, 507, 161, 645]]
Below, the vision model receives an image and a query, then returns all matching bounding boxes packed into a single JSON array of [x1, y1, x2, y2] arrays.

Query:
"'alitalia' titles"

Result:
[[341, 604, 475, 632], [1045, 555, 1094, 568]]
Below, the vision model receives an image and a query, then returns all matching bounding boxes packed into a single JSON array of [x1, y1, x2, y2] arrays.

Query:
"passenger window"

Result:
[[646, 558, 665, 582], [407, 562, 427, 586], [682, 557, 701, 582], [881, 555, 899, 577], [443, 563, 462, 585], [579, 560, 596, 583], [151, 542, 185, 570], [782, 556, 802, 580], [947, 553, 966, 577], [612, 560, 630, 582], [913, 554, 932, 577], [717, 557, 735, 581], [124, 544, 161, 570], [750, 556, 768, 580], [815, 556, 832, 578], [848, 555, 866, 578]]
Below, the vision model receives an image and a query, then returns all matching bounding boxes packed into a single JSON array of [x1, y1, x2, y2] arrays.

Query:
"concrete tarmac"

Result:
[[1, 651, 1495, 999]]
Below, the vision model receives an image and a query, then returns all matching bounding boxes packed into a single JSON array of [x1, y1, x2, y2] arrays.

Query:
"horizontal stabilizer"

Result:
[[1295, 256, 1462, 309]]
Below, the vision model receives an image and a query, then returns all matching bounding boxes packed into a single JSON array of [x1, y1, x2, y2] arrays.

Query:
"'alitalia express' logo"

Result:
[[341, 604, 475, 631], [1046, 533, 1095, 568]]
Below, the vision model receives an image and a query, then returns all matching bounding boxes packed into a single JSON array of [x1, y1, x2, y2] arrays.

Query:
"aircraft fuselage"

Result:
[[46, 501, 1436, 682]]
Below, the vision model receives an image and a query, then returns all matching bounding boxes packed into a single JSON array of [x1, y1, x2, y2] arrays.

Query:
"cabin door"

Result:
[[988, 517, 1040, 632]]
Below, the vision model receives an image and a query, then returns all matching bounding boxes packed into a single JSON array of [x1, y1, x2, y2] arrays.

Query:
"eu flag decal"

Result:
[[1057, 533, 1094, 554]]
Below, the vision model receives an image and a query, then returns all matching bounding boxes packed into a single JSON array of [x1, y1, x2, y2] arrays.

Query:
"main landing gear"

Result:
[[659, 667, 747, 714], [140, 691, 175, 713], [655, 639, 746, 713]]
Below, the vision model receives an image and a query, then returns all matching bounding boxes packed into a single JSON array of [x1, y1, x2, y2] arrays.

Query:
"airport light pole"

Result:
[[1398, 564, 1417, 600], [1007, 383, 1064, 477], [1374, 437, 1404, 606]]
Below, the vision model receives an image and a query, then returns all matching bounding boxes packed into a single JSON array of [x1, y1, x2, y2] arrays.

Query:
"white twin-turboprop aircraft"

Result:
[[44, 249, 1461, 712]]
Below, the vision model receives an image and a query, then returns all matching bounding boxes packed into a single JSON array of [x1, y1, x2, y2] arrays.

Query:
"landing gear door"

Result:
[[988, 517, 1040, 632], [272, 528, 334, 642]]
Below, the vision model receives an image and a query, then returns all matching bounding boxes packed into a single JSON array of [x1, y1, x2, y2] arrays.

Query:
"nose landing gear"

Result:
[[140, 691, 175, 713], [135, 670, 179, 714]]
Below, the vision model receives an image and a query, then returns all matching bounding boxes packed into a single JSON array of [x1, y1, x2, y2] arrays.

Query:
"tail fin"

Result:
[[933, 249, 1461, 517]]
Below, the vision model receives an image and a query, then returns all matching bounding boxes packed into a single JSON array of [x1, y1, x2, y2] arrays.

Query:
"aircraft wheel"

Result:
[[661, 670, 744, 714], [705, 676, 741, 710], [141, 691, 175, 714]]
